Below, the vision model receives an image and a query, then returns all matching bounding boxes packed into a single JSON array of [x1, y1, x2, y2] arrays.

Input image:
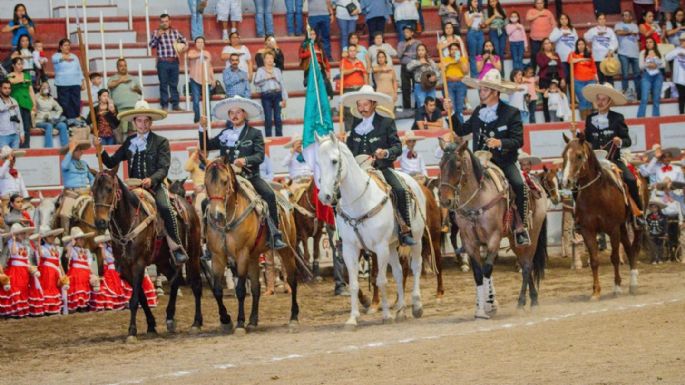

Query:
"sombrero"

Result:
[[658, 147, 681, 159], [59, 140, 91, 155], [582, 83, 627, 106], [62, 226, 95, 243], [213, 95, 264, 121], [462, 69, 518, 94], [594, 149, 609, 160], [284, 135, 303, 149], [341, 85, 394, 119], [117, 100, 168, 123], [29, 225, 64, 241], [648, 199, 667, 209], [94, 231, 111, 244], [518, 150, 542, 166], [2, 223, 35, 238], [403, 131, 426, 143], [0, 146, 26, 160]]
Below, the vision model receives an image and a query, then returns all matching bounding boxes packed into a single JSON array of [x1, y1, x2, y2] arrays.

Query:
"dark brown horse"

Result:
[[92, 169, 203, 341], [204, 158, 301, 333], [289, 179, 325, 276], [561, 133, 641, 299]]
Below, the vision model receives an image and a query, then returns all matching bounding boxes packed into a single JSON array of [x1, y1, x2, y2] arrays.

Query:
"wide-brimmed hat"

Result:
[[2, 223, 36, 238], [518, 150, 542, 166], [341, 85, 394, 119], [0, 146, 26, 160], [648, 199, 668, 209], [462, 69, 518, 94], [94, 231, 111, 244], [403, 131, 425, 143], [284, 135, 303, 149], [213, 95, 264, 121], [594, 149, 609, 160], [62, 226, 95, 243], [59, 140, 91, 155], [599, 56, 621, 77], [582, 83, 627, 106], [117, 100, 168, 123], [658, 147, 681, 159], [29, 225, 64, 241]]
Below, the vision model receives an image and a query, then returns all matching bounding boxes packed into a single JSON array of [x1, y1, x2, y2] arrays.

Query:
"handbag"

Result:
[[212, 80, 226, 96], [345, 3, 358, 16], [197, 0, 208, 14]]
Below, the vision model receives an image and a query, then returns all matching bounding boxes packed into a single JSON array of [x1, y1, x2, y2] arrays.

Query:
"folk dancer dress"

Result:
[[66, 244, 95, 312], [122, 271, 158, 308], [0, 239, 44, 317], [37, 242, 64, 315], [100, 244, 128, 311]]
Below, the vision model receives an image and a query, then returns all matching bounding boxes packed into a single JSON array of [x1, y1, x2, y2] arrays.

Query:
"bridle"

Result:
[[439, 145, 484, 211], [93, 172, 144, 249], [564, 140, 601, 193], [322, 138, 371, 207], [204, 159, 256, 234], [540, 169, 559, 201]]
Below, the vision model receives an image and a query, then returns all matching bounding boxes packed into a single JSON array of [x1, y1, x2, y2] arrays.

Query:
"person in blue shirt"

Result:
[[2, 4, 35, 49], [58, 139, 95, 233]]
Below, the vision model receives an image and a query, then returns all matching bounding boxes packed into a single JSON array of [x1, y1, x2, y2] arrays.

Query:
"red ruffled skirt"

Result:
[[122, 275, 158, 308], [39, 263, 63, 315], [67, 267, 91, 312], [1, 265, 30, 317], [101, 265, 128, 310]]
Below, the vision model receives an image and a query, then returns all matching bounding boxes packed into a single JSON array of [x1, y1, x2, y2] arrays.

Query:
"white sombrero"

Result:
[[62, 226, 95, 243], [648, 199, 667, 209], [659, 147, 681, 159], [518, 150, 542, 166], [0, 146, 26, 160], [582, 83, 627, 106], [403, 131, 426, 142], [213, 95, 264, 121], [29, 225, 64, 241], [462, 69, 518, 94], [2, 223, 36, 238], [94, 231, 111, 244], [284, 135, 303, 149], [594, 150, 609, 160], [117, 100, 168, 123], [341, 85, 394, 119], [59, 140, 92, 155]]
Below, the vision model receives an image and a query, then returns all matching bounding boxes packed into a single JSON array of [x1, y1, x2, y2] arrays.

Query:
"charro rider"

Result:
[[199, 95, 286, 249], [96, 100, 189, 265], [58, 139, 94, 233], [444, 69, 531, 246], [581, 83, 644, 222], [340, 85, 416, 246]]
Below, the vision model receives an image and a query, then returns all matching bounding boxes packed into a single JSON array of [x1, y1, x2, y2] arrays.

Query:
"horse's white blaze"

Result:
[[561, 156, 572, 187]]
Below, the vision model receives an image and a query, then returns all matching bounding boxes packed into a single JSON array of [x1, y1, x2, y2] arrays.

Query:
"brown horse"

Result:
[[561, 133, 641, 299], [204, 158, 301, 333], [91, 168, 203, 341], [438, 140, 548, 317], [540, 164, 561, 205], [289, 179, 325, 276]]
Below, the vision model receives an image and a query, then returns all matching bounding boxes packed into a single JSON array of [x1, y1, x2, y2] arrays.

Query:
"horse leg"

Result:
[[608, 228, 623, 296], [126, 269, 144, 342], [579, 228, 601, 300], [279, 244, 300, 328], [621, 224, 639, 294], [165, 270, 180, 333], [375, 245, 394, 323], [184, 252, 204, 331], [247, 260, 261, 332], [312, 226, 323, 279], [210, 251, 233, 333], [388, 248, 406, 322], [482, 237, 499, 315], [137, 283, 157, 335], [517, 262, 529, 309], [342, 242, 362, 329], [409, 240, 423, 319]]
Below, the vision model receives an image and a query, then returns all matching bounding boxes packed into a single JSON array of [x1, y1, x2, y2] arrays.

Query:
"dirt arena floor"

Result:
[[2, 253, 685, 385]]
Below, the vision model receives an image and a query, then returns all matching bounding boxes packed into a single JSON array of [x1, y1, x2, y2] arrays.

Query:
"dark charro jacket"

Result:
[[200, 124, 265, 179], [101, 131, 170, 190], [452, 102, 524, 167], [347, 113, 402, 170], [584, 110, 631, 162]]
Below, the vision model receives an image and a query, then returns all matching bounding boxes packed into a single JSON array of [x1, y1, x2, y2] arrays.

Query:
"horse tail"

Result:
[[532, 217, 547, 287]]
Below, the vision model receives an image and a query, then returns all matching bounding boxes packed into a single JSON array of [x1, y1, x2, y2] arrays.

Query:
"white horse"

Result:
[[33, 193, 58, 229], [315, 132, 427, 328]]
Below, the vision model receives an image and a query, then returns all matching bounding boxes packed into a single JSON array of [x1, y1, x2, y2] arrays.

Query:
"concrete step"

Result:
[[67, 21, 130, 34], [54, 0, 114, 7], [71, 30, 137, 46], [89, 47, 149, 58], [89, 56, 154, 73], [54, 4, 119, 19]]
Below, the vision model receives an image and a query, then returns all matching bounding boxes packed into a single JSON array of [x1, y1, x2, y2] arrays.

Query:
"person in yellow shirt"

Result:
[[439, 42, 470, 123]]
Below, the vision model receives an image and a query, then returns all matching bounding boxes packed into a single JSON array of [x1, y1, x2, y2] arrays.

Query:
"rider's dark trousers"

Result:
[[612, 159, 643, 210], [381, 168, 412, 227], [154, 186, 182, 243], [250, 175, 280, 227], [499, 163, 526, 226]]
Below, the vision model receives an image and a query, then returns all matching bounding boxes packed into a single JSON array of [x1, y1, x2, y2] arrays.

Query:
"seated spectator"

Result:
[[220, 32, 253, 81], [187, 36, 215, 123], [222, 53, 251, 98], [2, 4, 35, 48], [7, 57, 34, 149], [0, 80, 24, 148], [299, 29, 333, 96], [476, 40, 501, 79], [85, 89, 119, 145], [637, 37, 665, 118], [34, 82, 69, 148], [0, 148, 29, 205], [216, 0, 242, 41], [254, 51, 287, 137], [255, 35, 284, 70], [407, 43, 439, 108], [107, 58, 141, 142], [411, 96, 443, 130], [367, 32, 397, 68], [372, 50, 398, 104], [52, 39, 84, 120], [89, 72, 104, 103]]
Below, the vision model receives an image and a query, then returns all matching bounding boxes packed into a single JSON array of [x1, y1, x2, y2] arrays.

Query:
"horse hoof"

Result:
[[189, 325, 202, 334], [344, 318, 357, 331], [365, 306, 377, 315], [147, 329, 158, 336], [382, 317, 394, 325], [474, 309, 490, 320], [234, 327, 247, 336], [412, 305, 423, 319], [590, 294, 601, 301], [629, 285, 638, 295], [166, 320, 177, 334], [288, 320, 299, 333], [246, 324, 257, 333], [395, 310, 407, 323], [461, 266, 470, 273], [314, 276, 323, 283], [126, 335, 138, 344], [220, 322, 234, 335], [613, 285, 623, 296]]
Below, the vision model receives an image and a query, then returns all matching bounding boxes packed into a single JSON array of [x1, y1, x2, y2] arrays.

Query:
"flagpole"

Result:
[[200, 50, 208, 160], [437, 32, 454, 133], [306, 26, 324, 126], [76, 23, 103, 171], [338, 36, 345, 135]]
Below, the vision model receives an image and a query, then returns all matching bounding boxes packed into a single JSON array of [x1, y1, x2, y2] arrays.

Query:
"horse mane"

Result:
[[116, 175, 141, 208], [581, 139, 602, 176], [464, 147, 484, 182]]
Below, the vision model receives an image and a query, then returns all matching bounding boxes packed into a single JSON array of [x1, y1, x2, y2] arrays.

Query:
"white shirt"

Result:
[[478, 103, 498, 123], [218, 124, 245, 147], [354, 113, 376, 136], [222, 45, 252, 74], [549, 27, 578, 63], [643, 157, 685, 185], [400, 148, 427, 177], [260, 155, 274, 182], [393, 0, 419, 21], [282, 151, 313, 180], [0, 161, 29, 198], [508, 85, 529, 111], [584, 26, 618, 61], [334, 0, 361, 20], [665, 47, 685, 86], [614, 22, 640, 59], [547, 91, 571, 121], [128, 132, 150, 153]]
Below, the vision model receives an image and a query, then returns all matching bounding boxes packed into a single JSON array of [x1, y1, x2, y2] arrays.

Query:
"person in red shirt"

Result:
[[341, 44, 369, 131]]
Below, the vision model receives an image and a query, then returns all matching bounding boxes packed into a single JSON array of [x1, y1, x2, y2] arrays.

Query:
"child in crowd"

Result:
[[544, 79, 571, 122], [646, 200, 668, 264], [89, 72, 104, 103], [30, 226, 67, 316], [505, 11, 527, 71], [522, 65, 540, 123], [32, 40, 49, 87], [509, 69, 530, 123]]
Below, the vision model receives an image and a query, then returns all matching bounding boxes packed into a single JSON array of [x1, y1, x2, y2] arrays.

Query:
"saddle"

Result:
[[601, 161, 641, 215], [72, 194, 93, 219], [235, 174, 293, 219]]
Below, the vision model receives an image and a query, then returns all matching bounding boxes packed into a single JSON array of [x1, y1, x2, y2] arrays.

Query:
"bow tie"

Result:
[[478, 106, 498, 123], [129, 135, 147, 153], [662, 165, 672, 172], [8, 168, 18, 178], [407, 151, 417, 159]]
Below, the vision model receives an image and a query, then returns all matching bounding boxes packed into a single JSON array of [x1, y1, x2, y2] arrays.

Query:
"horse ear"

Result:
[[577, 131, 586, 143], [543, 165, 548, 172], [328, 131, 337, 143], [457, 139, 468, 153], [109, 163, 119, 176], [315, 132, 323, 144], [562, 133, 570, 144]]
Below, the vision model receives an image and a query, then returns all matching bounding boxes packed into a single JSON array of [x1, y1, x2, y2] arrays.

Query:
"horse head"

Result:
[[168, 178, 187, 198], [34, 195, 59, 229], [91, 167, 121, 232], [315, 132, 347, 206], [561, 132, 594, 189], [438, 138, 471, 208], [540, 164, 561, 205], [204, 157, 237, 224]]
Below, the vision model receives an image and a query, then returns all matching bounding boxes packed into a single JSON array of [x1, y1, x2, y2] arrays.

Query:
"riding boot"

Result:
[[160, 206, 189, 265], [397, 190, 416, 246], [60, 215, 71, 236], [266, 216, 287, 250], [513, 202, 531, 246]]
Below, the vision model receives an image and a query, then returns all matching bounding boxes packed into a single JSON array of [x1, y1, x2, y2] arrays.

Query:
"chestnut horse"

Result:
[[561, 133, 641, 299], [290, 180, 325, 275], [92, 169, 203, 341], [204, 158, 301, 333], [438, 140, 548, 317]]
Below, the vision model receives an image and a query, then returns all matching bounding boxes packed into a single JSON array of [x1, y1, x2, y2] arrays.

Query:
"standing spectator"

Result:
[[52, 39, 84, 120], [568, 38, 598, 120], [440, 42, 469, 123], [216, 0, 242, 41], [107, 58, 142, 142], [584, 13, 618, 84], [340, 44, 368, 130], [639, 10, 662, 50], [254, 0, 275, 37], [284, 0, 303, 36], [485, 0, 507, 58], [407, 44, 440, 108], [439, 0, 461, 29], [308, 0, 334, 60], [299, 30, 333, 96], [660, 0, 681, 18], [10, 35, 36, 91], [464, 0, 485, 77], [437, 22, 460, 58], [187, 37, 215, 123], [638, 37, 665, 117], [526, 0, 556, 71], [665, 8, 685, 45], [666, 35, 685, 113], [34, 82, 69, 148], [360, 0, 392, 45], [536, 38, 566, 122], [372, 50, 398, 104], [367, 32, 397, 68], [505, 11, 528, 71], [254, 51, 288, 137], [148, 14, 187, 111], [7, 58, 34, 149], [615, 10, 641, 99], [633, 0, 655, 23], [522, 65, 540, 123], [549, 13, 578, 86], [0, 80, 24, 148], [509, 69, 530, 123], [2, 4, 35, 48], [85, 89, 119, 145], [223, 53, 251, 99], [0, 150, 29, 199], [221, 32, 253, 82], [188, 0, 204, 40], [476, 40, 502, 78], [255, 35, 285, 70], [397, 25, 422, 110], [335, 0, 361, 52], [393, 0, 420, 42]]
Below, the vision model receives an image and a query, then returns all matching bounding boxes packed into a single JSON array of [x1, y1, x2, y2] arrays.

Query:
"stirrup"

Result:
[[173, 249, 189, 265], [271, 232, 287, 250], [515, 229, 531, 247], [400, 232, 416, 246]]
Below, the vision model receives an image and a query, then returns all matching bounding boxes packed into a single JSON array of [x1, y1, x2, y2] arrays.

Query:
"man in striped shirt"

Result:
[[149, 14, 187, 111]]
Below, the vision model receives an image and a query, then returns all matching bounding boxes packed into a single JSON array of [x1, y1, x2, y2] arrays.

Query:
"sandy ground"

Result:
[[2, 254, 685, 385]]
